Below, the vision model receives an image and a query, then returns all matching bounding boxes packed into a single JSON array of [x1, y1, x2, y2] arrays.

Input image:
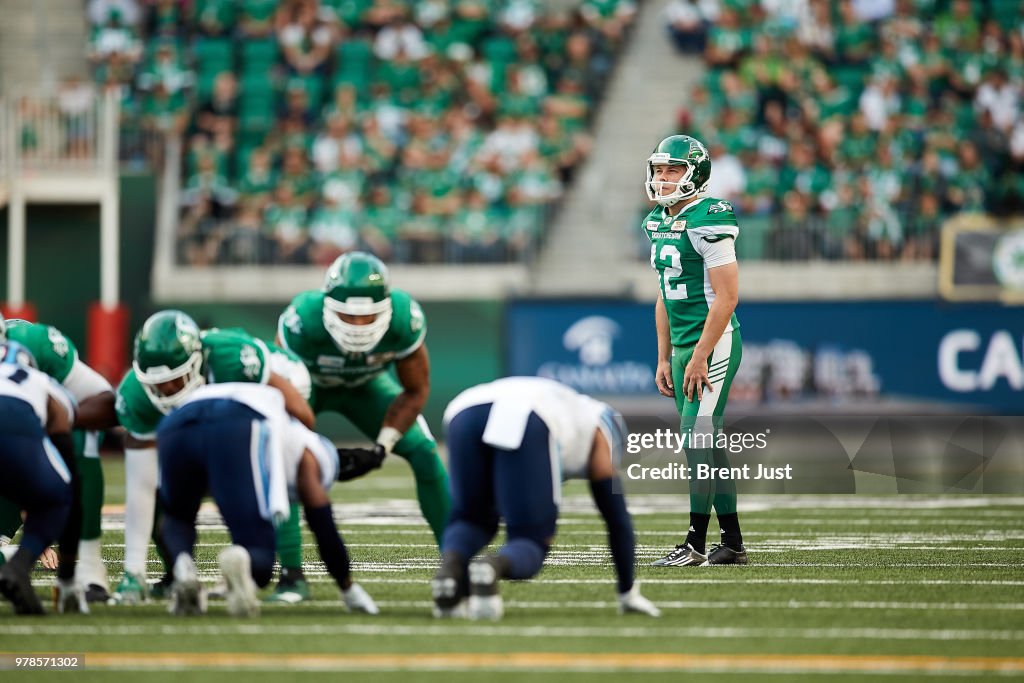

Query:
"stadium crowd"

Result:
[[84, 0, 636, 265], [658, 0, 1023, 261]]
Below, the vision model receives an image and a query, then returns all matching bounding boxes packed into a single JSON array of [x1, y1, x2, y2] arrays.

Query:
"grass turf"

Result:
[[1, 456, 1022, 681]]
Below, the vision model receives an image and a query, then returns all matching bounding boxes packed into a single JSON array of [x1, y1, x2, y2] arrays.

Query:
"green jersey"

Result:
[[115, 328, 271, 439], [6, 322, 77, 383], [277, 288, 425, 389], [644, 196, 741, 349]]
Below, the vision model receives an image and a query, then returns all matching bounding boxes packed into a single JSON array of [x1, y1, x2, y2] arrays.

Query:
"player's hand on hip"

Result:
[[683, 352, 713, 403], [655, 360, 674, 397]]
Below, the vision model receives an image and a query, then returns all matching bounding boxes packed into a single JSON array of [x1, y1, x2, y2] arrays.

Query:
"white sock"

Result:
[[123, 447, 158, 577], [77, 538, 108, 587]]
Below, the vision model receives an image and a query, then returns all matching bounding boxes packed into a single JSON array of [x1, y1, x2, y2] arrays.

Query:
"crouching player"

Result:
[[0, 342, 82, 615], [156, 381, 379, 617], [432, 377, 660, 620]]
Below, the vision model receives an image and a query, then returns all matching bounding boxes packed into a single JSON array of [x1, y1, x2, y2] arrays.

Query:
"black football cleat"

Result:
[[703, 543, 748, 565], [85, 583, 111, 603], [0, 563, 44, 615], [432, 552, 468, 618], [650, 543, 708, 567]]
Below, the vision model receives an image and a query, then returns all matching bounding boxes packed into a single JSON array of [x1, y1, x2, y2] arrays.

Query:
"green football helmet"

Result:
[[132, 310, 205, 414], [321, 252, 392, 353], [645, 134, 712, 207]]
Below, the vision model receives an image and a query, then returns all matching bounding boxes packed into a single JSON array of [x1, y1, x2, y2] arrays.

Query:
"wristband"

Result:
[[376, 426, 403, 455]]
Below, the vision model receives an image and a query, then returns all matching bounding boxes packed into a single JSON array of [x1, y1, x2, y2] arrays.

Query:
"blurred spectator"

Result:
[[277, 0, 336, 74], [239, 0, 279, 38], [975, 68, 1020, 134], [88, 0, 141, 27], [796, 0, 835, 62], [358, 184, 400, 261], [902, 192, 941, 261], [449, 187, 503, 262], [851, 0, 894, 22], [136, 41, 194, 95], [309, 193, 361, 265], [183, 149, 237, 216], [237, 147, 278, 207], [219, 202, 277, 264], [374, 14, 429, 61], [194, 0, 236, 36], [579, 0, 637, 46], [264, 182, 312, 263], [88, 8, 143, 64], [768, 191, 819, 260], [396, 191, 444, 263], [859, 75, 901, 131], [664, 0, 714, 54], [58, 77, 97, 159], [704, 8, 748, 68], [196, 72, 239, 138], [312, 113, 360, 173], [707, 142, 746, 201], [178, 196, 222, 266], [946, 141, 989, 214]]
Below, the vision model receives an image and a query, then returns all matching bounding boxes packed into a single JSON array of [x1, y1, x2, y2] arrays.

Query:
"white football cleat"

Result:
[[168, 553, 207, 616], [342, 582, 380, 615], [618, 583, 661, 617], [219, 546, 260, 618], [53, 578, 90, 615], [467, 558, 503, 621]]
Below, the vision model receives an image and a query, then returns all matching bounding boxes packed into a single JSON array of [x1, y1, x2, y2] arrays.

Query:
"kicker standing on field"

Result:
[[644, 135, 748, 567]]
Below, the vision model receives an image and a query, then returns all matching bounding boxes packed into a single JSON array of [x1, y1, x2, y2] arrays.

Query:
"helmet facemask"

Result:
[[134, 351, 205, 414], [322, 295, 393, 354], [645, 155, 701, 207]]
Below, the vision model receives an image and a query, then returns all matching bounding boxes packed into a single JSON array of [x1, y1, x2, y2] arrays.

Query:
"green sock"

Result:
[[275, 503, 303, 573], [77, 456, 104, 540], [414, 465, 452, 547], [0, 496, 22, 540]]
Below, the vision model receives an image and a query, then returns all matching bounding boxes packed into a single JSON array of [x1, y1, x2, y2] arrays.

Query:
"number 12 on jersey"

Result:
[[652, 243, 688, 300]]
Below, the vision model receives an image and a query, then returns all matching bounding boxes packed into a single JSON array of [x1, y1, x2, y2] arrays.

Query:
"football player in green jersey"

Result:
[[111, 310, 316, 605], [642, 135, 748, 567], [277, 252, 451, 546], [0, 315, 119, 603]]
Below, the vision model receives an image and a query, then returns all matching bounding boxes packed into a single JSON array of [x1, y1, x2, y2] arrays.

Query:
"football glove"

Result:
[[617, 583, 661, 617], [336, 444, 386, 481]]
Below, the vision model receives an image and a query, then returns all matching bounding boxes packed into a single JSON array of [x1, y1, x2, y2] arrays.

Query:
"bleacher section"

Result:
[[653, 0, 1023, 261], [85, 0, 637, 265]]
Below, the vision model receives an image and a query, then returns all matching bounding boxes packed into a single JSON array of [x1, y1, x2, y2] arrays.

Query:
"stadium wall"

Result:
[[0, 173, 155, 347]]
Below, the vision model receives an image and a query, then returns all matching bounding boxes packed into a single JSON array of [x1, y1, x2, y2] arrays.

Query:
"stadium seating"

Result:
[[86, 0, 636, 265], [657, 0, 1024, 261]]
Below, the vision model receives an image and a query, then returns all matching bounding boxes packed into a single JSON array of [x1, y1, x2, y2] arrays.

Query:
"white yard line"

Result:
[[1, 623, 1021, 642]]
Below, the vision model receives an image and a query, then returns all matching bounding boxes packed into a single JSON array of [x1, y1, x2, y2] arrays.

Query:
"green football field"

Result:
[[2, 456, 1023, 682]]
